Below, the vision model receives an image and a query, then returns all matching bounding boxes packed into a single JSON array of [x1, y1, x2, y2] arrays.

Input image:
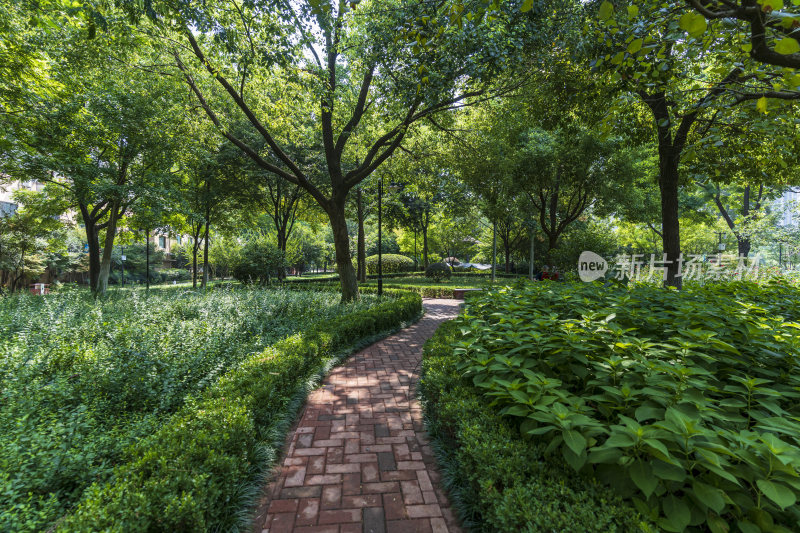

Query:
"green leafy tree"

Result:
[[159, 0, 537, 301], [593, 0, 800, 287], [3, 24, 187, 295]]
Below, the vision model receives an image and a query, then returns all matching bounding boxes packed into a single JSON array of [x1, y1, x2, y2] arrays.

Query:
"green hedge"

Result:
[[365, 253, 415, 274], [419, 321, 652, 533], [282, 271, 520, 286], [58, 290, 422, 531]]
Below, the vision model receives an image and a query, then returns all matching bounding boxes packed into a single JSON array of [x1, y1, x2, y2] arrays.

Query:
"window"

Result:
[[159, 236, 166, 249], [177, 235, 182, 245]]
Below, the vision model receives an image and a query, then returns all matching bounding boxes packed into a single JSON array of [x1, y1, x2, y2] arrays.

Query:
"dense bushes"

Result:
[[420, 321, 650, 532], [232, 237, 286, 284], [0, 288, 386, 531], [451, 281, 800, 532], [425, 262, 452, 282], [157, 268, 191, 283], [365, 253, 415, 274], [56, 289, 422, 531]]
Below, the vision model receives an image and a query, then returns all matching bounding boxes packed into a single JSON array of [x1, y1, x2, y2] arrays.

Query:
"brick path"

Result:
[[253, 299, 462, 533]]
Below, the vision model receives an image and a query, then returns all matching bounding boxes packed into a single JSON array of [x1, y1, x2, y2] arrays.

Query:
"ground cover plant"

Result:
[[451, 281, 800, 533], [420, 320, 651, 532], [0, 287, 384, 531]]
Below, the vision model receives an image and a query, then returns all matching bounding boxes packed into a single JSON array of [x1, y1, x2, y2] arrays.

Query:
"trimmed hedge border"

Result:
[[419, 321, 653, 533], [282, 271, 521, 286], [56, 290, 422, 532]]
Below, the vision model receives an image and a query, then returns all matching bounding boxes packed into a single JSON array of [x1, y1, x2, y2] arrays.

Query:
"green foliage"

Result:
[[0, 287, 386, 531], [365, 253, 415, 275], [156, 268, 191, 283], [420, 321, 651, 532], [548, 219, 619, 273], [232, 235, 286, 285], [425, 262, 453, 282], [455, 281, 800, 532], [58, 288, 421, 531]]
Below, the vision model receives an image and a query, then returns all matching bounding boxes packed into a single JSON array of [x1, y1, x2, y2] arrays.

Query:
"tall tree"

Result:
[[594, 0, 800, 287], [2, 23, 185, 294], [159, 0, 537, 300]]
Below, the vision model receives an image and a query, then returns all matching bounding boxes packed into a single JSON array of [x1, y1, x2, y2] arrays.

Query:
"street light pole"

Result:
[[414, 229, 418, 271], [378, 177, 383, 296]]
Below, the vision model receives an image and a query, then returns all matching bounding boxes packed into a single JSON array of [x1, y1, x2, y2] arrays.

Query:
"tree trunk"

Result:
[[529, 228, 535, 281], [87, 224, 101, 292], [78, 205, 102, 293], [738, 238, 751, 257], [97, 203, 120, 296], [357, 188, 366, 283], [491, 220, 497, 284], [145, 229, 150, 291], [329, 199, 358, 302], [202, 222, 210, 289], [192, 245, 198, 289], [422, 226, 429, 269], [659, 156, 682, 289]]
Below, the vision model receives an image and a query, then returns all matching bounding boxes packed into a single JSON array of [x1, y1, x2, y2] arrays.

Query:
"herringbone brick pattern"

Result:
[[252, 299, 462, 533]]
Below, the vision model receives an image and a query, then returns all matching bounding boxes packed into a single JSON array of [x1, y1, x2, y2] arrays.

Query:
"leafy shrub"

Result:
[[58, 289, 422, 531], [158, 268, 191, 282], [232, 236, 286, 284], [425, 262, 452, 282], [454, 281, 800, 533], [0, 288, 385, 532], [420, 321, 650, 532], [365, 253, 415, 275]]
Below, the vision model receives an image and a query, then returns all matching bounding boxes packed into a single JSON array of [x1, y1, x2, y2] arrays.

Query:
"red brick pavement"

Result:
[[252, 299, 463, 533]]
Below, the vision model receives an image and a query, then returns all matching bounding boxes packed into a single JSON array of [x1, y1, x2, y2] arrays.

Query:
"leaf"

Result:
[[678, 12, 707, 38], [521, 0, 534, 12], [635, 405, 663, 422], [662, 494, 691, 532], [627, 38, 643, 54], [775, 38, 800, 55], [707, 515, 730, 533], [501, 404, 529, 416], [692, 480, 725, 513], [756, 479, 796, 509], [598, 1, 614, 21], [629, 460, 657, 498], [562, 445, 586, 471], [737, 520, 760, 533], [652, 460, 686, 482], [627, 5, 638, 18], [563, 429, 587, 456], [588, 446, 622, 464], [756, 96, 768, 114]]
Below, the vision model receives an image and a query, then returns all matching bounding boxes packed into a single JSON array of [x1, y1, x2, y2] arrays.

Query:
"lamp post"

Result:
[[378, 177, 383, 296], [120, 244, 126, 287], [413, 229, 418, 271]]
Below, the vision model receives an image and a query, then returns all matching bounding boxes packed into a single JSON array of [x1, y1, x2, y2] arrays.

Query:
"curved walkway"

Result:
[[253, 299, 462, 533]]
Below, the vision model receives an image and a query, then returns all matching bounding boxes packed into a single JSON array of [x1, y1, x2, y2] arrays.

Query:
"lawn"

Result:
[[0, 287, 385, 531], [422, 280, 800, 532]]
